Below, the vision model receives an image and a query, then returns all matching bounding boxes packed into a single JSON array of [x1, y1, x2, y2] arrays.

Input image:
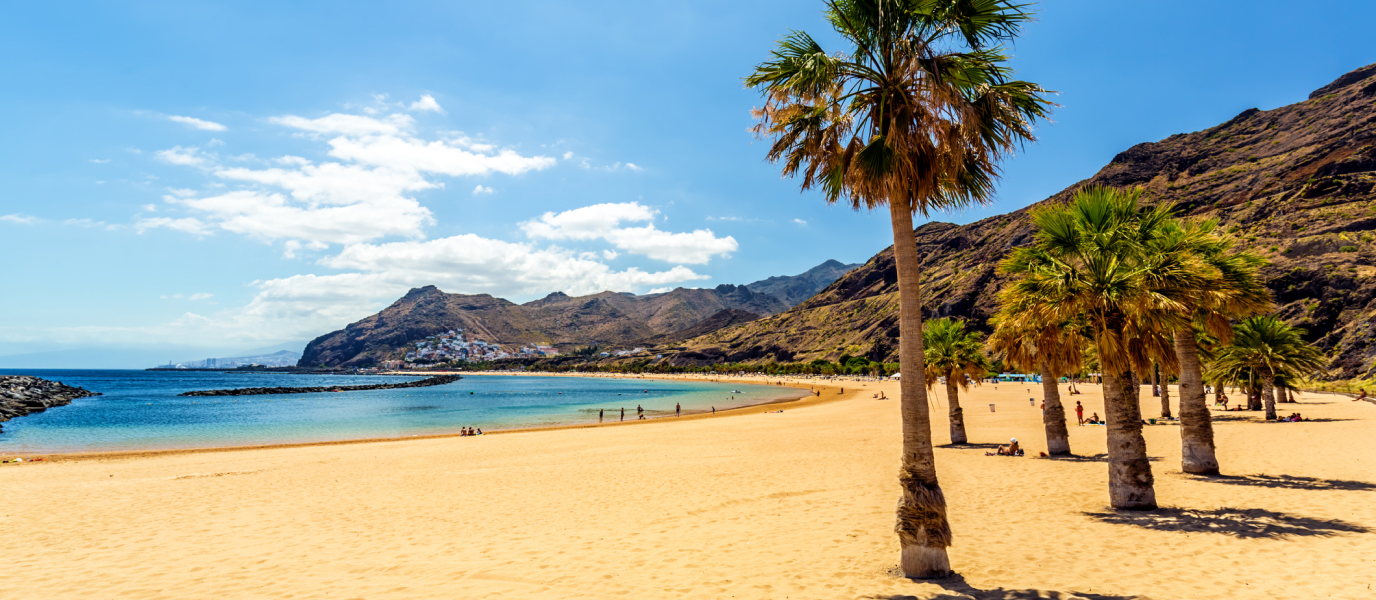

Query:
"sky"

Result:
[[2, 0, 1374, 365]]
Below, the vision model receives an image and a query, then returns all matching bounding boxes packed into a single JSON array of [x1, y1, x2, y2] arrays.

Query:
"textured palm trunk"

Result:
[[946, 376, 967, 444], [1263, 378, 1278, 420], [888, 199, 950, 578], [1172, 328, 1219, 475], [1158, 366, 1172, 418], [1040, 361, 1070, 455], [1103, 368, 1157, 510]]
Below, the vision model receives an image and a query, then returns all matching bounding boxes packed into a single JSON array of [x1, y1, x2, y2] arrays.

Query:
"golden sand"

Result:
[[2, 375, 1372, 599]]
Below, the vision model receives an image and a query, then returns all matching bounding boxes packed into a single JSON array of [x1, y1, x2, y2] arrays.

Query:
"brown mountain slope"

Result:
[[299, 283, 789, 367], [666, 63, 1376, 378]]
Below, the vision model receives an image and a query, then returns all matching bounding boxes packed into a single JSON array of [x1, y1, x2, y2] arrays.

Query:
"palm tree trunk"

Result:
[[1040, 361, 1070, 455], [888, 198, 950, 578], [1263, 377, 1278, 420], [1172, 328, 1218, 475], [946, 376, 966, 444], [1103, 368, 1157, 510], [1154, 365, 1172, 418]]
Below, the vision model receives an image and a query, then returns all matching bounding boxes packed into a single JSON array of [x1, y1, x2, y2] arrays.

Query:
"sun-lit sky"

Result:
[[2, 0, 1373, 364]]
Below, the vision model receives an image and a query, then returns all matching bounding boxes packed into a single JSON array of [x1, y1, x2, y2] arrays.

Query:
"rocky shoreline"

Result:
[[1, 376, 101, 432], [178, 375, 462, 397]]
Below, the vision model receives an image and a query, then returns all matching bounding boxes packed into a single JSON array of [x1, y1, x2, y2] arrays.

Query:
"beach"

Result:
[[3, 375, 1372, 599]]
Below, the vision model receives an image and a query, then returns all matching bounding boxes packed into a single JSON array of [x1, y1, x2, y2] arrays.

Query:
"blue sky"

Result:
[[2, 0, 1373, 365]]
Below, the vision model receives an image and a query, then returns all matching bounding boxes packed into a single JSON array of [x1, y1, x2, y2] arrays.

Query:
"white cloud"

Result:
[[793, 218, 808, 225], [625, 163, 643, 172], [325, 135, 555, 176], [135, 217, 213, 236], [408, 94, 445, 113], [648, 287, 673, 294], [149, 109, 556, 247], [90, 158, 111, 164], [707, 216, 742, 222], [1, 214, 40, 225], [269, 113, 414, 136], [522, 202, 737, 264], [562, 151, 575, 160], [317, 234, 709, 297], [602, 249, 619, 260], [473, 185, 494, 195], [206, 138, 225, 147], [156, 146, 207, 167], [188, 293, 214, 301], [64, 218, 108, 228], [168, 115, 227, 131], [142, 204, 158, 212]]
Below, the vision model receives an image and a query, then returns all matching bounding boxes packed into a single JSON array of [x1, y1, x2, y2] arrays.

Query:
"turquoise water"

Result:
[[0, 370, 804, 454]]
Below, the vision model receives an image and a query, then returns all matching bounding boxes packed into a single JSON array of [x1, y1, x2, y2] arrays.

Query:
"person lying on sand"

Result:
[[996, 438, 1020, 456]]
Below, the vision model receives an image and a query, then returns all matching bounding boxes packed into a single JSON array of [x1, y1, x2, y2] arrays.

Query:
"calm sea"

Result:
[[0, 370, 805, 454]]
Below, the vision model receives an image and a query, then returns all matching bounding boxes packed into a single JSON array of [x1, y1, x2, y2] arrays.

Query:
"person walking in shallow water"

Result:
[[620, 407, 625, 421], [599, 408, 604, 423], [676, 402, 681, 417], [637, 404, 644, 420]]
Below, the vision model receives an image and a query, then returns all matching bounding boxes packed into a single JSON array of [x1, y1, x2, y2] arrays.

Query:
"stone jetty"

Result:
[[1, 375, 101, 432], [178, 374, 461, 397]]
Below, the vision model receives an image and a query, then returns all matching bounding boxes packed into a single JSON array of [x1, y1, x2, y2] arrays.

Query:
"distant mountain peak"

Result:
[[1308, 62, 1376, 100]]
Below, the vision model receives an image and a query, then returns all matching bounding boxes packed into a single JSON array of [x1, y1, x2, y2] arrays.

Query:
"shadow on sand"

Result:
[[1035, 453, 1162, 463], [936, 443, 1005, 450], [868, 573, 1144, 600], [1188, 473, 1376, 492], [1082, 507, 1368, 539]]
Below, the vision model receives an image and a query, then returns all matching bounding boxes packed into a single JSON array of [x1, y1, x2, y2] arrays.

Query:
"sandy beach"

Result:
[[3, 374, 1372, 599]]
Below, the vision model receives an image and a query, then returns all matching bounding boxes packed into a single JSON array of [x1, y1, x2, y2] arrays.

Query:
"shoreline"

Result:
[[16, 372, 852, 463]]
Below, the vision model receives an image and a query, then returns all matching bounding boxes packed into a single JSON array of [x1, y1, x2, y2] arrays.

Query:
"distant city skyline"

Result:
[[3, 0, 1374, 364]]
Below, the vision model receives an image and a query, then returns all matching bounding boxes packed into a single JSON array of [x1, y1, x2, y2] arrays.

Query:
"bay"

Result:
[[0, 369, 806, 454]]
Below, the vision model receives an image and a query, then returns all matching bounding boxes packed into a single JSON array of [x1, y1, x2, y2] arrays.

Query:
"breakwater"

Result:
[[1, 376, 101, 432], [178, 375, 461, 396]]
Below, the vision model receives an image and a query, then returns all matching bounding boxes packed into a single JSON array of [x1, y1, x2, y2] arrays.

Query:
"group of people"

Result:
[[1071, 401, 1104, 425], [460, 427, 482, 436], [1278, 413, 1307, 422]]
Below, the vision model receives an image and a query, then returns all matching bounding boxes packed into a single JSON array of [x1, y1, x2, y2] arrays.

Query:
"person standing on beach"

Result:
[[712, 406, 715, 415], [676, 402, 681, 417], [599, 408, 604, 423], [1075, 401, 1084, 425], [620, 407, 625, 421]]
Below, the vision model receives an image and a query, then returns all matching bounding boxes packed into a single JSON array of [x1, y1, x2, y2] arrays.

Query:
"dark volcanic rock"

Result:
[[0, 376, 101, 432], [178, 375, 462, 396]]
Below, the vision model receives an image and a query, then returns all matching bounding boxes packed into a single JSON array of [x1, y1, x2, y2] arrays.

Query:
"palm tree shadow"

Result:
[[1082, 507, 1368, 539], [1188, 473, 1376, 491], [1036, 453, 1162, 463], [937, 443, 1004, 450], [868, 573, 1145, 599]]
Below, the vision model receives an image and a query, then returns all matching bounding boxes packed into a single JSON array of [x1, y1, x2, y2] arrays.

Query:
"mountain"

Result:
[[744, 259, 862, 306], [299, 259, 860, 367], [661, 63, 1376, 378], [298, 284, 785, 367]]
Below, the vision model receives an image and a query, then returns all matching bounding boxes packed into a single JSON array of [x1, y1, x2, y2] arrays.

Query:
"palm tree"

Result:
[[747, 0, 1052, 577], [987, 312, 1085, 455], [1206, 316, 1326, 420], [1163, 220, 1270, 474], [923, 317, 989, 444], [999, 186, 1203, 510]]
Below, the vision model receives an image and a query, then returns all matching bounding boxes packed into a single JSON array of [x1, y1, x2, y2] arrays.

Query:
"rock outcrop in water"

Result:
[[178, 375, 462, 397], [0, 375, 101, 432]]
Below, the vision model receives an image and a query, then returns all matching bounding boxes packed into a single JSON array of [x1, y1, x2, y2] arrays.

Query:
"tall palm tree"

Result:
[[1207, 316, 1326, 420], [747, 0, 1052, 577], [987, 312, 1085, 455], [999, 186, 1203, 510], [1165, 220, 1270, 474], [923, 317, 989, 444]]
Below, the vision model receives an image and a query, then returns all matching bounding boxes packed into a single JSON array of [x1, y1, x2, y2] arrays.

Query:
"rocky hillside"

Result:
[[663, 63, 1376, 379], [300, 259, 859, 367], [744, 259, 862, 306]]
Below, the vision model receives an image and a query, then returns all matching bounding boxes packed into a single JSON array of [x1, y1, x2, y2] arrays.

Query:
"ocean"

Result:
[[0, 370, 806, 454]]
